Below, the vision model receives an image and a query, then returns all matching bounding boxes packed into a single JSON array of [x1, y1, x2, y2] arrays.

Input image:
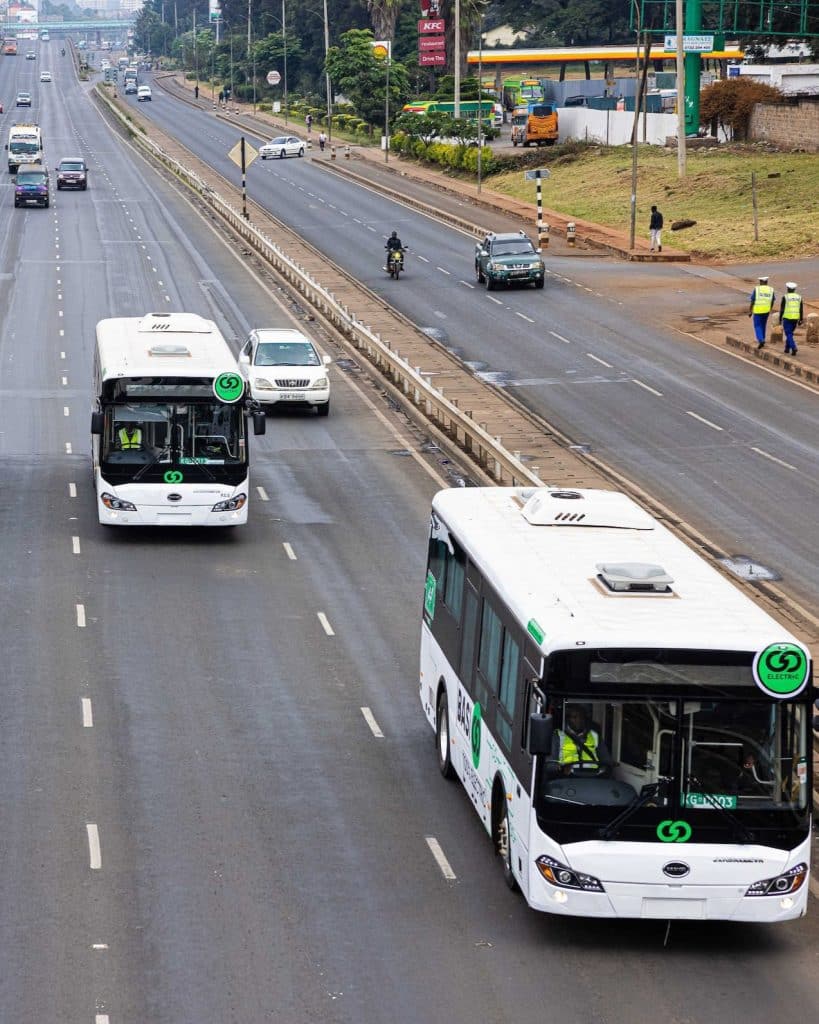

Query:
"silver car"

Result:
[[239, 329, 330, 415], [259, 135, 305, 160]]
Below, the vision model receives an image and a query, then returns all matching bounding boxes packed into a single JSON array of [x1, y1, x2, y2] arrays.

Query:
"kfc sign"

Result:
[[418, 52, 447, 66], [419, 35, 446, 51], [418, 18, 445, 33]]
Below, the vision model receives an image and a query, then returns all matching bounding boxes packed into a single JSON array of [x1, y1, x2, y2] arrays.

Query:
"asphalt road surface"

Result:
[[0, 45, 817, 1024]]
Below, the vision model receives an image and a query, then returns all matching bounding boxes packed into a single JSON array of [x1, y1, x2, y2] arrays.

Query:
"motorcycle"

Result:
[[61, 49, 66, 56], [385, 247, 405, 279]]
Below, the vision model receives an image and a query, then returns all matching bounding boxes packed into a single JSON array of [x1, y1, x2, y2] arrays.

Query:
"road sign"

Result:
[[524, 168, 551, 180], [418, 52, 446, 67], [663, 34, 715, 53], [228, 139, 258, 169], [266, 69, 281, 86]]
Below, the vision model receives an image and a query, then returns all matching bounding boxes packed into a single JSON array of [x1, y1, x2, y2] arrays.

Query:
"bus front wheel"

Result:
[[495, 799, 518, 892], [436, 691, 455, 779]]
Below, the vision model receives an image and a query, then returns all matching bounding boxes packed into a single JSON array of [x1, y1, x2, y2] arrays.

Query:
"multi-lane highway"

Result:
[[0, 41, 817, 1024], [127, 78, 819, 612]]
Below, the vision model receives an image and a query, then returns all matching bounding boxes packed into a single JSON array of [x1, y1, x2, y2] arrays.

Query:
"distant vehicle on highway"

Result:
[[25, 50, 36, 60], [239, 328, 331, 415], [475, 231, 545, 290], [56, 157, 88, 190], [259, 135, 305, 159], [124, 81, 137, 94], [16, 91, 31, 107], [39, 70, 52, 83], [14, 163, 49, 207], [137, 84, 151, 101]]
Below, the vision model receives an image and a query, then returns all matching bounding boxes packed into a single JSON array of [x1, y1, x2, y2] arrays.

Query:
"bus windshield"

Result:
[[535, 652, 811, 843], [100, 401, 247, 481]]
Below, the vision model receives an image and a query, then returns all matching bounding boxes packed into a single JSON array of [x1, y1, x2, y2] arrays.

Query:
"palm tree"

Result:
[[367, 0, 402, 41]]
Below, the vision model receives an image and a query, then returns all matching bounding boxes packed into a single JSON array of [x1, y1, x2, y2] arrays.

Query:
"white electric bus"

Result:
[[420, 486, 812, 922], [91, 312, 266, 526]]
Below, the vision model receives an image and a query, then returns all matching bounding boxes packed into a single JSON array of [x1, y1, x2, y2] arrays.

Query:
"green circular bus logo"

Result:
[[471, 702, 482, 769], [164, 470, 184, 484], [753, 643, 809, 698], [657, 820, 692, 843], [213, 371, 244, 403]]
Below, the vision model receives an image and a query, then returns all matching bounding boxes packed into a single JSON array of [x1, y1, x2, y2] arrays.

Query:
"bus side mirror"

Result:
[[91, 411, 104, 435], [528, 713, 554, 756], [252, 411, 266, 436]]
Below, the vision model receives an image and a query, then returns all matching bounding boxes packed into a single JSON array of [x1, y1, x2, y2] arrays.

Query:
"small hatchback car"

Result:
[[56, 157, 88, 190], [239, 329, 331, 415], [14, 164, 49, 208], [475, 230, 545, 290]]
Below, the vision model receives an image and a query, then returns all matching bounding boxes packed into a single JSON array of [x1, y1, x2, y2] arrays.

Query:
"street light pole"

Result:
[[282, 0, 288, 124], [477, 14, 482, 194], [454, 0, 460, 118], [385, 44, 391, 164], [323, 0, 332, 139]]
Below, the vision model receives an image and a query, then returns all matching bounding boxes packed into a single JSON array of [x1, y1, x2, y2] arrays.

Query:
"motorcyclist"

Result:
[[384, 230, 405, 270], [61, 48, 66, 56]]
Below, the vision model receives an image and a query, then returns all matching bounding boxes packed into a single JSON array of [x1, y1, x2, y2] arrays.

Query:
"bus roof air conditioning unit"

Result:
[[520, 488, 654, 530]]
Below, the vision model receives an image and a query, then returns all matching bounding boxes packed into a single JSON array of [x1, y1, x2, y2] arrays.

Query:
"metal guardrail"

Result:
[[97, 87, 543, 489]]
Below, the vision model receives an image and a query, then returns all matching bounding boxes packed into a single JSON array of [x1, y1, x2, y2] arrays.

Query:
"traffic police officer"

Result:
[[778, 282, 803, 356], [748, 275, 775, 347]]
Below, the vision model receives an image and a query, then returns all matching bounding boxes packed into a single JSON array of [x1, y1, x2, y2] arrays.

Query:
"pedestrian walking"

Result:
[[748, 275, 775, 348], [218, 90, 224, 106], [194, 84, 199, 100], [778, 281, 803, 356], [306, 113, 313, 134], [318, 131, 327, 153], [649, 205, 663, 252]]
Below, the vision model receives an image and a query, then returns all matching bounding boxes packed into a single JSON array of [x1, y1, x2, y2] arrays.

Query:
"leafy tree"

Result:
[[325, 28, 411, 127], [700, 78, 784, 141]]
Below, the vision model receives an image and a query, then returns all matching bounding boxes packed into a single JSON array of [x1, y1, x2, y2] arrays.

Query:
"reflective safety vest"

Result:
[[783, 293, 802, 320], [118, 427, 142, 449], [752, 285, 774, 314], [557, 728, 600, 765]]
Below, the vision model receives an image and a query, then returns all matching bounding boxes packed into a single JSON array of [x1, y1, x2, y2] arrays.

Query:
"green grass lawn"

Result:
[[486, 144, 819, 262]]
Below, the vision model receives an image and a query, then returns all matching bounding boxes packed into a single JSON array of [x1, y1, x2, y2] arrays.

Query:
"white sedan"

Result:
[[40, 71, 52, 83], [259, 135, 305, 159]]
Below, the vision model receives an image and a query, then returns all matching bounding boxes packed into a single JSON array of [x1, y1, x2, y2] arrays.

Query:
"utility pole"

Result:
[[676, 0, 686, 177], [323, 0, 332, 140], [282, 0, 288, 123], [454, 0, 460, 118]]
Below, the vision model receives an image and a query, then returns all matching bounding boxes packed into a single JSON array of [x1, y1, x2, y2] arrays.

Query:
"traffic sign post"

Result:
[[524, 169, 551, 249], [228, 137, 258, 220], [266, 69, 281, 86]]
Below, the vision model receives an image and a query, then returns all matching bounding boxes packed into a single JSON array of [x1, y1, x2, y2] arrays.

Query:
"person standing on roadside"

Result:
[[306, 113, 313, 134], [318, 130, 327, 153], [749, 275, 775, 348], [779, 281, 803, 356], [649, 205, 663, 252]]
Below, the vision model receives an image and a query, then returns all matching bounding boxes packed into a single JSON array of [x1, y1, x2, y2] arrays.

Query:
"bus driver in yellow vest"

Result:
[[118, 425, 143, 450], [553, 704, 612, 775]]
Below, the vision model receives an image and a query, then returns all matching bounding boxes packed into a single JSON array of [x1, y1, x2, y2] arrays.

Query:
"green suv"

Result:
[[475, 231, 545, 290]]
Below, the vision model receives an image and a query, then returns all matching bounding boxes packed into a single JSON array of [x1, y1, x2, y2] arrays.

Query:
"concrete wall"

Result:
[[558, 108, 678, 146], [750, 98, 819, 152]]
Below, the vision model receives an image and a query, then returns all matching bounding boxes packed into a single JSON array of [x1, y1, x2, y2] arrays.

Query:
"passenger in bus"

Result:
[[552, 704, 612, 776]]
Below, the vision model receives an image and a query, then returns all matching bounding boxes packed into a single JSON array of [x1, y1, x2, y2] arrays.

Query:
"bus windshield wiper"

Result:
[[600, 780, 666, 841], [133, 445, 173, 481], [686, 775, 755, 844]]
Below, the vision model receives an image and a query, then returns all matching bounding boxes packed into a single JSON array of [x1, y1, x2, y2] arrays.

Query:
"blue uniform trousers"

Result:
[[752, 312, 770, 344], [782, 318, 798, 353]]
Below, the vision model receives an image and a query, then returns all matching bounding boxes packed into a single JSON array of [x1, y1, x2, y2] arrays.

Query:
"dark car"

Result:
[[475, 231, 545, 290], [56, 157, 88, 191], [14, 164, 49, 208], [16, 91, 32, 107]]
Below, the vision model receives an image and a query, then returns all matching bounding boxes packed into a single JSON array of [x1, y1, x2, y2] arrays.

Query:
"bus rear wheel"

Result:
[[436, 691, 455, 779]]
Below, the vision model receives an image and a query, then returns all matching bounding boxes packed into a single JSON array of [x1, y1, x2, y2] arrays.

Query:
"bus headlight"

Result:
[[536, 855, 606, 892], [212, 493, 247, 512], [100, 492, 137, 512], [745, 863, 807, 897]]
